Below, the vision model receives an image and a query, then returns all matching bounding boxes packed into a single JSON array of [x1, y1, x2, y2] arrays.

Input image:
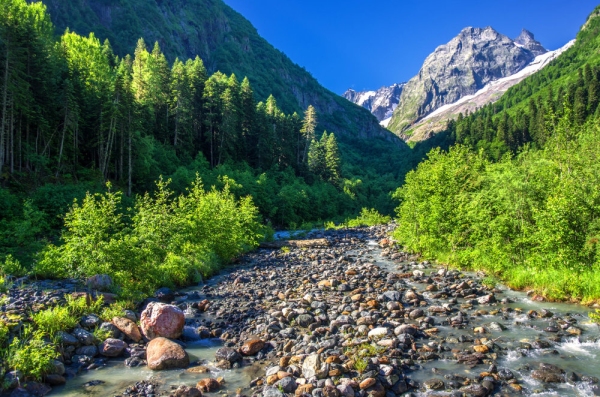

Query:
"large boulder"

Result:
[[99, 338, 128, 357], [112, 317, 142, 342], [140, 302, 185, 340], [146, 337, 189, 370]]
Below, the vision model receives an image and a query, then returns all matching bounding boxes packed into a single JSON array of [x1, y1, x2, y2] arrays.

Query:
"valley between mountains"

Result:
[[2, 1, 600, 397]]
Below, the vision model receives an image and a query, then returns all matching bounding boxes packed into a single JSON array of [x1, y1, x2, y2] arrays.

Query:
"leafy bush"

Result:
[[32, 296, 104, 338], [394, 114, 600, 302], [347, 208, 391, 227], [32, 306, 79, 338], [100, 301, 135, 322], [7, 328, 59, 381], [0, 256, 26, 278], [35, 177, 264, 298]]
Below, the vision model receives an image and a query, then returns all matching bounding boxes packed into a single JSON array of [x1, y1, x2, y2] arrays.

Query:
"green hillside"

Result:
[[395, 5, 600, 303], [37, 0, 392, 142], [449, 5, 600, 157]]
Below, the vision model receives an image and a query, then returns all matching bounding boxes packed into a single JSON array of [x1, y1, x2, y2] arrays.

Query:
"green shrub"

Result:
[[32, 307, 78, 338], [35, 177, 265, 298], [7, 328, 59, 381], [0, 255, 26, 277], [100, 301, 135, 322], [347, 208, 391, 227]]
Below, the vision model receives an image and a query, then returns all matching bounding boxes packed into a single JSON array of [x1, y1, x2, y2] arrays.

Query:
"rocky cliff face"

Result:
[[343, 83, 405, 123], [39, 0, 396, 142], [387, 26, 547, 135]]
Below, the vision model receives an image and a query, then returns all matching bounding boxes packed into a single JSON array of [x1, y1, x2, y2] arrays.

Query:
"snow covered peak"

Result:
[[343, 83, 405, 122]]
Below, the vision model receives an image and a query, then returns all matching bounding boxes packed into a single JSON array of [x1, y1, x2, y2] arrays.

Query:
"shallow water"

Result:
[[52, 237, 600, 396], [52, 338, 263, 396], [362, 240, 600, 397]]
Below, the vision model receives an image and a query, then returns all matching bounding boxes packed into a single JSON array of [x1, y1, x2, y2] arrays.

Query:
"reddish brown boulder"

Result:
[[240, 339, 265, 356], [140, 302, 185, 340], [197, 378, 220, 392], [112, 317, 142, 342], [146, 337, 189, 370]]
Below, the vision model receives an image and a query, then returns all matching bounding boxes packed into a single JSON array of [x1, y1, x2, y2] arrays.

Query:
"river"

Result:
[[51, 231, 600, 397]]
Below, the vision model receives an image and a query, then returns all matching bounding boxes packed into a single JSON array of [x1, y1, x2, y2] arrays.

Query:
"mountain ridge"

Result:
[[386, 26, 547, 136], [342, 83, 405, 123], [36, 0, 397, 143]]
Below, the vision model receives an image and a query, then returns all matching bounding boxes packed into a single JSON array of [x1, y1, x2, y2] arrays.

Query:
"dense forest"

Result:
[[395, 6, 600, 303], [0, 0, 432, 270]]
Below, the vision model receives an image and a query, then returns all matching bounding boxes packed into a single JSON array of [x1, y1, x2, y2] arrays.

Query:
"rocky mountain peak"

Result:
[[514, 29, 547, 56], [387, 26, 547, 135], [343, 83, 405, 123]]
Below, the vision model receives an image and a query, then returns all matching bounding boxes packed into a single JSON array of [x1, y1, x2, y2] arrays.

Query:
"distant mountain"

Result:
[[343, 83, 405, 124], [405, 40, 574, 142], [387, 27, 547, 136], [37, 0, 395, 142]]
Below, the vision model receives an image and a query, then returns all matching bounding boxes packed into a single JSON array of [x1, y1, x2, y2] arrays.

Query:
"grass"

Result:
[[100, 300, 135, 322], [32, 295, 106, 338]]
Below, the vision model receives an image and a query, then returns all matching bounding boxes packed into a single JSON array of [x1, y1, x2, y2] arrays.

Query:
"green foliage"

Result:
[[590, 309, 600, 323], [0, 255, 25, 277], [353, 357, 368, 373], [32, 306, 78, 338], [347, 208, 391, 227], [100, 301, 135, 322], [35, 177, 264, 297], [7, 328, 59, 381], [31, 295, 104, 338], [395, 111, 600, 302]]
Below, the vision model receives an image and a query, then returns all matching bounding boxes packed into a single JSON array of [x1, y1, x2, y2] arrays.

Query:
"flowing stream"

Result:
[[51, 237, 599, 396]]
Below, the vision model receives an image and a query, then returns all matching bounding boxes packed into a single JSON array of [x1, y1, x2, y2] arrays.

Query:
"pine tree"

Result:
[[300, 105, 317, 165]]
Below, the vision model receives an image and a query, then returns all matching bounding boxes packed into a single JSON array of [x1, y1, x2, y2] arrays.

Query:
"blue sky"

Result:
[[223, 0, 598, 94]]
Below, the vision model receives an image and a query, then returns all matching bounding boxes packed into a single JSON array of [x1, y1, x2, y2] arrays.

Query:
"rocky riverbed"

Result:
[[3, 225, 600, 397]]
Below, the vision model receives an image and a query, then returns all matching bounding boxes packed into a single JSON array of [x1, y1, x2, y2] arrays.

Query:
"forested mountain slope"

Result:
[[448, 5, 600, 157], [394, 6, 600, 303], [36, 0, 393, 142]]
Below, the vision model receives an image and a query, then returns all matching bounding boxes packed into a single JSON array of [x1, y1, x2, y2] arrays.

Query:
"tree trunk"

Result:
[[56, 100, 69, 178], [0, 42, 9, 177], [128, 109, 132, 197]]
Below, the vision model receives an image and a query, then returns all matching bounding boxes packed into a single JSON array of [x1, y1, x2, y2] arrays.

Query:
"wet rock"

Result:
[[112, 317, 142, 342], [99, 322, 121, 338], [240, 339, 265, 356], [140, 302, 185, 340], [146, 337, 189, 370], [44, 374, 66, 386], [423, 378, 445, 390], [196, 378, 220, 392], [75, 345, 98, 357], [172, 385, 202, 397], [154, 287, 174, 302], [532, 363, 565, 383], [99, 338, 128, 357], [215, 347, 242, 363], [477, 294, 496, 305]]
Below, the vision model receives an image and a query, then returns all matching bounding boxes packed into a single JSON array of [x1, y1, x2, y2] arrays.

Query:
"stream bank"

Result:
[[4, 226, 600, 397]]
